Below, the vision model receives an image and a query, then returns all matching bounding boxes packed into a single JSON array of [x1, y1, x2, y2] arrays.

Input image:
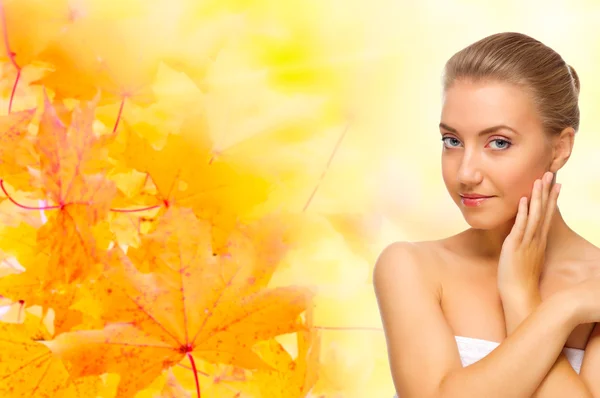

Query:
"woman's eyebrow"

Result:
[[439, 122, 521, 136]]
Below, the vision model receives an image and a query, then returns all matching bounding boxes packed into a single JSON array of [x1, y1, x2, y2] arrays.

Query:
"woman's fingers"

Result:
[[540, 182, 561, 240], [523, 179, 543, 244], [535, 172, 553, 240], [518, 172, 558, 246], [540, 172, 552, 219], [511, 196, 529, 243]]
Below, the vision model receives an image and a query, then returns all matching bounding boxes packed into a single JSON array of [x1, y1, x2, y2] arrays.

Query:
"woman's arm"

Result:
[[500, 292, 591, 398], [580, 323, 600, 396], [439, 292, 582, 398], [374, 242, 581, 398], [494, 175, 592, 396]]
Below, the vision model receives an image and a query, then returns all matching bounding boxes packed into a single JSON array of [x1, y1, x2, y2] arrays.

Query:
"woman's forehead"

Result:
[[441, 80, 542, 133]]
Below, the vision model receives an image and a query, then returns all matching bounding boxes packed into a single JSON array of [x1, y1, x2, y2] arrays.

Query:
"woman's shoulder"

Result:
[[376, 232, 466, 266], [375, 239, 445, 267], [373, 240, 445, 320], [547, 234, 600, 286], [373, 238, 454, 291], [571, 237, 600, 279]]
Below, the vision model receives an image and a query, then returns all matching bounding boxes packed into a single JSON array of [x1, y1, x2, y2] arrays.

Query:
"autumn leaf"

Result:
[[25, 92, 117, 282], [97, 62, 206, 151], [127, 206, 291, 283], [114, 122, 271, 252], [47, 207, 313, 397], [34, 92, 115, 200], [0, 223, 94, 335], [30, 2, 162, 106], [158, 369, 193, 398], [0, 93, 118, 333], [166, 361, 251, 397], [0, 1, 397, 396], [0, 0, 70, 67], [160, 12, 244, 88], [250, 306, 321, 397], [0, 313, 102, 398], [123, 367, 200, 398], [162, 38, 330, 188], [0, 267, 95, 336], [196, 43, 326, 156], [0, 187, 114, 334], [0, 108, 37, 187]]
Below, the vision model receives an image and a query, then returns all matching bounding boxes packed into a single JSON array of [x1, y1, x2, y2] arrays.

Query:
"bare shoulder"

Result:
[[373, 240, 463, 397], [373, 240, 447, 289], [567, 236, 600, 280], [582, 240, 600, 275]]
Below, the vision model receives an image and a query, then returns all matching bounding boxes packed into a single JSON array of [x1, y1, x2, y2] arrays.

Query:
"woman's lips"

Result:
[[460, 195, 494, 207]]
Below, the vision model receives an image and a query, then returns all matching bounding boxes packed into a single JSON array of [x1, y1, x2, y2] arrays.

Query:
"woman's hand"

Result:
[[497, 171, 561, 303]]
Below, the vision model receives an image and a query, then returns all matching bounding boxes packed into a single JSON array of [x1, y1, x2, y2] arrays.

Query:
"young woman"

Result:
[[374, 32, 600, 398]]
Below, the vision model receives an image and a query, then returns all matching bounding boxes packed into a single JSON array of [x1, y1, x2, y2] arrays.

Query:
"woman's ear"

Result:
[[549, 127, 575, 173]]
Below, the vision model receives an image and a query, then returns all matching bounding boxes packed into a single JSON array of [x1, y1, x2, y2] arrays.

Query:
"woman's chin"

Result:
[[461, 213, 507, 230]]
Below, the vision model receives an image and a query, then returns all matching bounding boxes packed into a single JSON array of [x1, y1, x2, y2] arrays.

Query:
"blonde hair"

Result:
[[443, 32, 580, 135]]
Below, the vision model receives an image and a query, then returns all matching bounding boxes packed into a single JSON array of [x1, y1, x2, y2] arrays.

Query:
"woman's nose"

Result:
[[457, 151, 483, 186]]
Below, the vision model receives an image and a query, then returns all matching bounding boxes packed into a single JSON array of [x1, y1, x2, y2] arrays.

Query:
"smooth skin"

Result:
[[374, 80, 600, 398]]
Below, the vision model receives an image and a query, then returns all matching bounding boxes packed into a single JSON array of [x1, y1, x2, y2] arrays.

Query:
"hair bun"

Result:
[[568, 64, 580, 93]]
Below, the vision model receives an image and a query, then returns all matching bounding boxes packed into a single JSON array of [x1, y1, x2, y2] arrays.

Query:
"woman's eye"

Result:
[[489, 139, 511, 149], [442, 137, 461, 147], [441, 137, 512, 150]]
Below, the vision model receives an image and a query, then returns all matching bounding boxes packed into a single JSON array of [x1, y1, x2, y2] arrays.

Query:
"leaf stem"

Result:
[[0, 180, 61, 210], [176, 362, 210, 377], [302, 120, 352, 212], [17, 300, 24, 323], [110, 205, 162, 213], [8, 68, 20, 114], [187, 352, 201, 398], [0, 0, 21, 114], [1, 179, 163, 213], [113, 97, 125, 134]]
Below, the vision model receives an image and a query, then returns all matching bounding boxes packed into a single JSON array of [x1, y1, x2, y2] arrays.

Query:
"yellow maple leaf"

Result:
[[27, 92, 116, 282], [251, 313, 321, 397], [0, 109, 37, 187], [114, 122, 270, 252], [47, 207, 313, 397], [30, 1, 162, 106], [0, 314, 102, 397]]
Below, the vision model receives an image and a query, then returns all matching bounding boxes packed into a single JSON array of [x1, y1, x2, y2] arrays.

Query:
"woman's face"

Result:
[[440, 79, 554, 230]]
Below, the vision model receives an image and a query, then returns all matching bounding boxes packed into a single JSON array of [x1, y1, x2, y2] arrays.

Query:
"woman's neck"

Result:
[[464, 208, 575, 262]]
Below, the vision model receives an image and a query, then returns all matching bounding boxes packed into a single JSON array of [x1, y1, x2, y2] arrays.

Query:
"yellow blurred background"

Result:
[[262, 1, 600, 395], [1, 0, 600, 396], [258, 0, 600, 396]]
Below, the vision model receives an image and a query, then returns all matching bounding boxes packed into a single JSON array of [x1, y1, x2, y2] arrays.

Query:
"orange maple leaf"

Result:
[[115, 123, 271, 252], [0, 0, 72, 112], [0, 0, 70, 67], [161, 369, 193, 398], [0, 93, 117, 333], [0, 223, 102, 335], [26, 92, 117, 283], [47, 207, 313, 397], [0, 314, 102, 397], [27, 2, 162, 108], [0, 109, 36, 188], [251, 304, 321, 398]]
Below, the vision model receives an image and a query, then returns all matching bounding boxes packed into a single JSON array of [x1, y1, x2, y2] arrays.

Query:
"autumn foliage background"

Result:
[[0, 0, 397, 396], [1, 0, 600, 397]]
